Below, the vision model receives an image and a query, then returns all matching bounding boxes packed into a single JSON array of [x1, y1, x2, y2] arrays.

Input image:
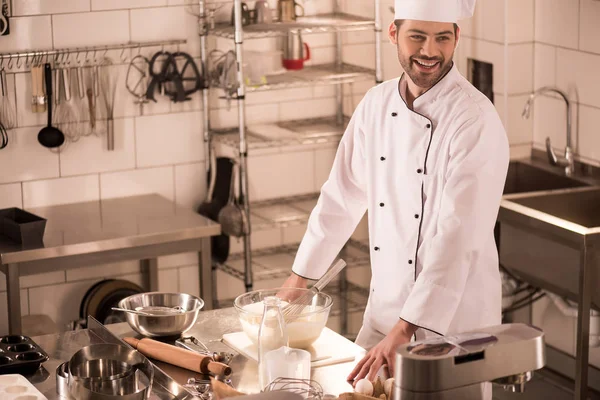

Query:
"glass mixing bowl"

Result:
[[234, 288, 333, 349]]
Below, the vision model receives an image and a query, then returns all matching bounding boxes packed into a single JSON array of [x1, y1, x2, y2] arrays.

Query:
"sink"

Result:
[[511, 188, 600, 228], [499, 176, 600, 399], [503, 160, 588, 195], [496, 160, 591, 251], [499, 186, 600, 309]]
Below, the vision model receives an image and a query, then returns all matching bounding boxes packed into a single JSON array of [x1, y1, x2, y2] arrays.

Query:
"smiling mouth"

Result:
[[413, 59, 441, 70]]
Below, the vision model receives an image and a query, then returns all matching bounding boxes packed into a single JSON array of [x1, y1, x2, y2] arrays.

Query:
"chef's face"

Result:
[[389, 19, 459, 89]]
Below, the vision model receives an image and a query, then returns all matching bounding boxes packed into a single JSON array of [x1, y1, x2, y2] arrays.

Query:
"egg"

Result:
[[354, 378, 374, 396], [384, 378, 395, 399]]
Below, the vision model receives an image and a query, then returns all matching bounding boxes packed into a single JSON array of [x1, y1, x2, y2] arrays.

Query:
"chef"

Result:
[[281, 0, 509, 386]]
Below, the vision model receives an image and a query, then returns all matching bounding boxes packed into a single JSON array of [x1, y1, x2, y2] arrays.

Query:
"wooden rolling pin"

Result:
[[123, 337, 232, 377]]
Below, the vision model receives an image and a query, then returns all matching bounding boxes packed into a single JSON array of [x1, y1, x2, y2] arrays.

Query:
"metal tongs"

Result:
[[175, 336, 234, 365]]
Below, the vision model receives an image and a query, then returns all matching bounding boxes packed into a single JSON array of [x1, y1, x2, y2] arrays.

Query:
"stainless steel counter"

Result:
[[30, 308, 361, 399], [0, 194, 221, 334]]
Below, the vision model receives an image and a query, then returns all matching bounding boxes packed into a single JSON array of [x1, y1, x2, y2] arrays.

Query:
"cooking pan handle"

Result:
[[44, 63, 52, 127]]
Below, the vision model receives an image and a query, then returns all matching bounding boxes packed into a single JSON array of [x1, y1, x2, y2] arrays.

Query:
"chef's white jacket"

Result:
[[291, 64, 509, 341]]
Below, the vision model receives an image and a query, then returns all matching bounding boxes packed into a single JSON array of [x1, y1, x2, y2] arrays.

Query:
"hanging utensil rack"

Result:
[[0, 39, 187, 70]]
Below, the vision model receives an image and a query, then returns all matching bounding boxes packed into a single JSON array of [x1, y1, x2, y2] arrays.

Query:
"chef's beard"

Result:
[[398, 51, 454, 89]]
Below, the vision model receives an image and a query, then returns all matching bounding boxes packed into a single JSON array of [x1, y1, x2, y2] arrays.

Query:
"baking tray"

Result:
[[0, 335, 49, 375]]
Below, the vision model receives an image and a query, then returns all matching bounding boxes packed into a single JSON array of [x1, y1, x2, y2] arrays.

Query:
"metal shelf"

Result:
[[326, 280, 369, 317], [213, 116, 348, 152], [250, 193, 319, 231], [217, 239, 370, 282], [242, 63, 375, 92], [209, 13, 375, 39]]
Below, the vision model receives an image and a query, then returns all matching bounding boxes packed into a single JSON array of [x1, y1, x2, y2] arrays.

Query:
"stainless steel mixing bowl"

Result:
[[118, 292, 204, 338]]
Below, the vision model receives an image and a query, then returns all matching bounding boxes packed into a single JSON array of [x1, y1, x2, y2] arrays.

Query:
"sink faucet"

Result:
[[522, 86, 575, 177]]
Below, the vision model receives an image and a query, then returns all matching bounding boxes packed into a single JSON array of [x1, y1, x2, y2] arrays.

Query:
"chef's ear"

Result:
[[454, 24, 461, 49], [389, 21, 399, 45]]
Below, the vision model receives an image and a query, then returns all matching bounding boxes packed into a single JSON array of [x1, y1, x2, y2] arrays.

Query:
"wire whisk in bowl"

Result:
[[282, 259, 347, 322]]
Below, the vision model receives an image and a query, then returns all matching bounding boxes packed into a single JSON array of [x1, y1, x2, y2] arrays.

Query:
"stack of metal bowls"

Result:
[[59, 343, 154, 400], [118, 292, 204, 338]]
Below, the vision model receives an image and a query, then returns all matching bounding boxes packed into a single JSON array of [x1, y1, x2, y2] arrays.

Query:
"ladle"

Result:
[[37, 63, 65, 148]]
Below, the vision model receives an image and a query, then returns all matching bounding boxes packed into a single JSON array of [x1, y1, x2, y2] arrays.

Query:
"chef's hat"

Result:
[[394, 0, 476, 23]]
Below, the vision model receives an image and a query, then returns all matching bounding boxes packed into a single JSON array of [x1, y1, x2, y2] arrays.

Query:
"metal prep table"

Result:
[[29, 308, 361, 399], [0, 194, 221, 334]]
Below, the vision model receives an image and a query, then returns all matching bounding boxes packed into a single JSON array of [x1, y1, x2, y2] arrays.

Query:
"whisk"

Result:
[[282, 258, 347, 321], [263, 377, 324, 400], [99, 58, 118, 151], [0, 68, 17, 130]]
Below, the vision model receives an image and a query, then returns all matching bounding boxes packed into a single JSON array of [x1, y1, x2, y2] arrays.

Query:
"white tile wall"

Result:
[[178, 265, 201, 298], [247, 151, 315, 201], [506, 0, 534, 44], [28, 280, 97, 329], [20, 271, 65, 289], [66, 261, 140, 282], [507, 43, 534, 94], [482, 0, 505, 43], [342, 43, 376, 70], [0, 128, 59, 184], [100, 167, 174, 200], [279, 98, 337, 121], [577, 104, 600, 163], [314, 146, 337, 188], [556, 48, 600, 109], [175, 162, 207, 210], [135, 112, 204, 168], [210, 103, 280, 129], [130, 6, 194, 43], [92, 0, 167, 11], [0, 16, 52, 53], [534, 43, 556, 90], [0, 183, 23, 208], [52, 11, 130, 48], [245, 88, 314, 106], [579, 0, 600, 55], [535, 0, 579, 49], [158, 268, 179, 293], [158, 252, 197, 269], [60, 118, 136, 176], [507, 95, 533, 145], [23, 174, 100, 208], [13, 0, 90, 16]]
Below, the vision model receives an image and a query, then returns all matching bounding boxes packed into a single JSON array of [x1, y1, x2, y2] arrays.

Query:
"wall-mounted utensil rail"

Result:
[[0, 39, 187, 70]]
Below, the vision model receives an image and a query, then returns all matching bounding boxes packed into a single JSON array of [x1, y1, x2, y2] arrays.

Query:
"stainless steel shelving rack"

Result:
[[198, 0, 382, 334]]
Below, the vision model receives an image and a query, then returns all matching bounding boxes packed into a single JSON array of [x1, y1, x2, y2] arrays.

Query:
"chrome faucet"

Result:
[[522, 86, 575, 176]]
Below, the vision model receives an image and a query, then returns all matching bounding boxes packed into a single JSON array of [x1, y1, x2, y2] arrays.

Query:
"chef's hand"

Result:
[[347, 320, 417, 383], [277, 272, 308, 302]]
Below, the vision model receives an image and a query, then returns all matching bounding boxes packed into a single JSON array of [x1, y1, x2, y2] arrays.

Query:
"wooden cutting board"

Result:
[[222, 327, 364, 368]]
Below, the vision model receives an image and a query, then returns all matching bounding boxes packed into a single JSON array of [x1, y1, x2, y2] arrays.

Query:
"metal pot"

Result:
[[118, 292, 204, 338]]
